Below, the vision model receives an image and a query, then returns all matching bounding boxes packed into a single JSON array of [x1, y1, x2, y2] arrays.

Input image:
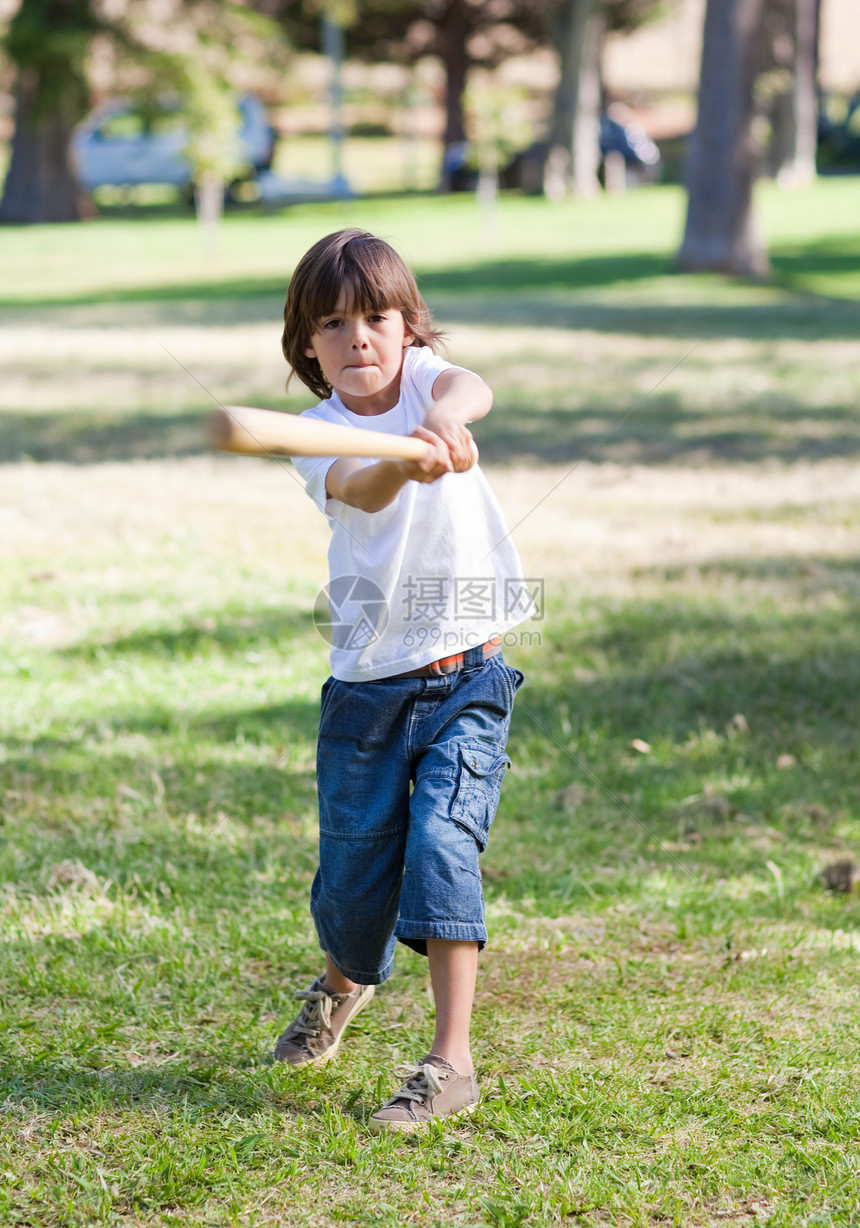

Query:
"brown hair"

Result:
[[282, 229, 444, 400]]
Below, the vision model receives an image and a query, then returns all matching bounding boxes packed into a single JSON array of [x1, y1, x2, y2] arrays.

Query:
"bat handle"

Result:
[[417, 433, 479, 471], [423, 438, 480, 471]]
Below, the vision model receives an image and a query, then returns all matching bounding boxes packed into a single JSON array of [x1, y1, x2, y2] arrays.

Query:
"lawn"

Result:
[[2, 180, 860, 1227]]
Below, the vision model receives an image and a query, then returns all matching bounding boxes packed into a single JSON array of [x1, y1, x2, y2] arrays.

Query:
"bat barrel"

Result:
[[210, 405, 432, 462]]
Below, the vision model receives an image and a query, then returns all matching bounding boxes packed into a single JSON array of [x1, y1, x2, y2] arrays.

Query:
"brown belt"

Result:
[[394, 636, 502, 679]]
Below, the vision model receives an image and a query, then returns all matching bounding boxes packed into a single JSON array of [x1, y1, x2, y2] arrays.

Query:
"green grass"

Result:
[[2, 182, 860, 1226]]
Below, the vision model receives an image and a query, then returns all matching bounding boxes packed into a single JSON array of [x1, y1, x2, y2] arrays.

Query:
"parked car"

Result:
[[71, 94, 276, 194], [817, 91, 860, 172], [599, 116, 661, 173], [499, 119, 661, 194]]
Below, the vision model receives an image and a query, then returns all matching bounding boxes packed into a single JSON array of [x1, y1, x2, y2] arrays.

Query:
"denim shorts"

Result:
[[310, 650, 524, 985]]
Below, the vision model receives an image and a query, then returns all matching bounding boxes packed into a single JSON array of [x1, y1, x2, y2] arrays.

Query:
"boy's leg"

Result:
[[369, 656, 522, 1131], [273, 958, 374, 1066], [367, 937, 480, 1131], [310, 678, 412, 985], [426, 938, 478, 1074], [274, 677, 412, 1067], [324, 954, 357, 994]]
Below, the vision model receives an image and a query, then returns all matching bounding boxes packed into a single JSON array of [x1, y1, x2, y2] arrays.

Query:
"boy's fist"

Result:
[[422, 415, 478, 473], [398, 426, 455, 483]]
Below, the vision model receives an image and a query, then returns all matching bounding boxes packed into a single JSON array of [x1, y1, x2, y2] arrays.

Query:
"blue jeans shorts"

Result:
[[311, 649, 524, 985]]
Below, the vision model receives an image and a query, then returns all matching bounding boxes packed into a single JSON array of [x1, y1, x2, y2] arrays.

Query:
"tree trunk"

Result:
[[438, 0, 470, 191], [677, 0, 770, 277], [573, 5, 605, 196], [545, 0, 601, 197], [1, 0, 96, 224], [777, 0, 818, 185], [0, 68, 90, 223], [195, 171, 224, 253]]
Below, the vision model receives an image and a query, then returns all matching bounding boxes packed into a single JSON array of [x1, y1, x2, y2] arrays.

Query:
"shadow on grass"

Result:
[[0, 275, 289, 312], [523, 562, 859, 767], [61, 606, 316, 663], [1, 686, 322, 836], [434, 290, 860, 341], [1, 1060, 300, 1119], [5, 391, 860, 466], [486, 556, 860, 911], [771, 231, 860, 295], [2, 604, 327, 859], [3, 560, 859, 906], [4, 239, 859, 328], [0, 253, 671, 313], [658, 554, 860, 586], [0, 408, 214, 464], [479, 392, 860, 465], [421, 252, 674, 295]]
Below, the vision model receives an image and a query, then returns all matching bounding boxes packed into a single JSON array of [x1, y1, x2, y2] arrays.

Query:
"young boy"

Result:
[[274, 229, 531, 1132]]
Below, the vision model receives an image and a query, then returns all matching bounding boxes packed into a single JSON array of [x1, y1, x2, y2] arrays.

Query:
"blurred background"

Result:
[[0, 0, 858, 239]]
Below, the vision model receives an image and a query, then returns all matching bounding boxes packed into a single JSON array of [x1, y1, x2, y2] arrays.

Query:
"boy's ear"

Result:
[[402, 325, 415, 347], [304, 342, 317, 358]]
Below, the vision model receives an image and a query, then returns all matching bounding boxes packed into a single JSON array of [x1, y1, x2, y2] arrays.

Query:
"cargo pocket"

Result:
[[450, 741, 511, 851]]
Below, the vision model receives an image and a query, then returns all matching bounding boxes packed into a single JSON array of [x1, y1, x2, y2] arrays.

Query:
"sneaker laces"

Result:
[[389, 1062, 446, 1106], [291, 989, 334, 1037]]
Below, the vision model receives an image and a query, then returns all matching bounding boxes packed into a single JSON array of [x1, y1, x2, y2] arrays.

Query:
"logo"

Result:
[[313, 575, 389, 650]]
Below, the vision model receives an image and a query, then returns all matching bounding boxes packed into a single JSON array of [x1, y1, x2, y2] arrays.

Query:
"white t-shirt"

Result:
[[291, 345, 534, 682]]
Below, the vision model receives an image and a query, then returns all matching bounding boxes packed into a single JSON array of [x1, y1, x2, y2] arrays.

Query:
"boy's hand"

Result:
[[397, 426, 455, 484], [425, 368, 490, 471], [421, 412, 477, 472]]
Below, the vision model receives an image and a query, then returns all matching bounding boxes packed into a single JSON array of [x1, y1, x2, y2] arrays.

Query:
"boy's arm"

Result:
[[324, 367, 491, 512], [325, 426, 453, 514], [423, 366, 493, 473]]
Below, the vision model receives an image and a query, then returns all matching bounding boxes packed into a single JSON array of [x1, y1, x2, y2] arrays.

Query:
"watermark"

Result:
[[313, 575, 389, 650], [314, 574, 544, 651], [405, 576, 544, 623], [402, 626, 543, 651]]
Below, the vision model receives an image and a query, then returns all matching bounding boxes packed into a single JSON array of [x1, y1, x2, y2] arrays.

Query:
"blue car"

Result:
[[598, 116, 660, 171], [497, 120, 661, 194], [72, 94, 276, 193], [817, 92, 860, 171]]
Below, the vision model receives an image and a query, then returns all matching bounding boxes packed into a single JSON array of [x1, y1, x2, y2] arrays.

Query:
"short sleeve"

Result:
[[291, 451, 339, 512], [402, 345, 454, 409]]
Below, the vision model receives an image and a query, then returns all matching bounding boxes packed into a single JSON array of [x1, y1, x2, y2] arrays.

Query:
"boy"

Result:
[[274, 229, 530, 1132]]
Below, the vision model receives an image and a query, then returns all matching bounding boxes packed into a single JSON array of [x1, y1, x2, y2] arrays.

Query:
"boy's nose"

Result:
[[348, 319, 369, 348]]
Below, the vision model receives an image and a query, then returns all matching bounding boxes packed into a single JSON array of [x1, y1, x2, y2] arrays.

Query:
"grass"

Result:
[[2, 181, 860, 1226]]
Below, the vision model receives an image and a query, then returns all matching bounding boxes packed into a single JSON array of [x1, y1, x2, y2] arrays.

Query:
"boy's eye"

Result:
[[322, 318, 342, 329]]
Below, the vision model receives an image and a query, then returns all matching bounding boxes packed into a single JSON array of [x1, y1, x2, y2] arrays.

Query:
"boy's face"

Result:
[[305, 290, 415, 415]]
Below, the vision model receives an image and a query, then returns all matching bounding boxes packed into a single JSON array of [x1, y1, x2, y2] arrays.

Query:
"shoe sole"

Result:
[[367, 1098, 479, 1134], [309, 983, 376, 1068]]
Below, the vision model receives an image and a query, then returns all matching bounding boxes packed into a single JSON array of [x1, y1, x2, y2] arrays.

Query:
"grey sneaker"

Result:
[[273, 977, 375, 1067], [368, 1055, 479, 1133]]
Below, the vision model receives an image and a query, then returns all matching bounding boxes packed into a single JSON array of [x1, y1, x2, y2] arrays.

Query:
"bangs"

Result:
[[305, 237, 419, 323]]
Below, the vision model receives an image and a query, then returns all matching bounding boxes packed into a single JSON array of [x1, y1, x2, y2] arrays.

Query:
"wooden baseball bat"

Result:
[[210, 404, 478, 465]]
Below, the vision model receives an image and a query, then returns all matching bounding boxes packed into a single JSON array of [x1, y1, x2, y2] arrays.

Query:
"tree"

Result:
[[1, 0, 101, 222], [274, 0, 660, 195], [677, 0, 771, 277], [274, 0, 546, 189], [761, 0, 819, 185], [542, 0, 603, 196], [523, 0, 663, 198], [0, 0, 282, 224]]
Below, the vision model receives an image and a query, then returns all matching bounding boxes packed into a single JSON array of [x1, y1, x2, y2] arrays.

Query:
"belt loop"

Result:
[[462, 644, 483, 670]]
